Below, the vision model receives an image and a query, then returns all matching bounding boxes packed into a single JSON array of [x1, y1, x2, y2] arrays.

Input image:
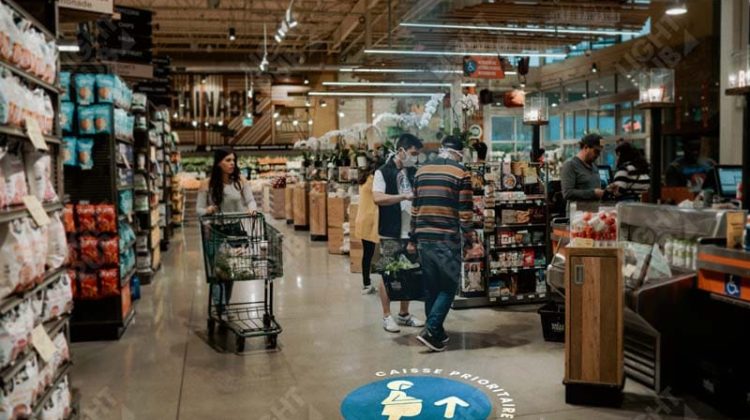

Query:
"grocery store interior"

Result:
[[2, 0, 750, 419]]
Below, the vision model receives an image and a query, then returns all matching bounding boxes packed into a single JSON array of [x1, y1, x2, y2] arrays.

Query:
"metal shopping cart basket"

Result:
[[200, 212, 283, 351]]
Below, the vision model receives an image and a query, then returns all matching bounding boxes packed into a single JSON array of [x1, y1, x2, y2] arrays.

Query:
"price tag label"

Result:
[[22, 195, 50, 226], [25, 118, 48, 151], [571, 238, 594, 248], [489, 297, 497, 302], [31, 325, 56, 363], [501, 296, 509, 301]]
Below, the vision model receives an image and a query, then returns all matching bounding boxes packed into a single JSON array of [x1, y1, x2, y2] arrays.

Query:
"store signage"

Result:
[[97, 6, 152, 64], [341, 369, 516, 419], [463, 56, 505, 80], [58, 0, 113, 15], [243, 117, 254, 127], [725, 274, 741, 298]]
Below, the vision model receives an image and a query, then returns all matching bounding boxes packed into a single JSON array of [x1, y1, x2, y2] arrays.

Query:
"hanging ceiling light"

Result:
[[304, 78, 309, 85], [191, 120, 198, 127], [228, 27, 236, 41], [260, 24, 269, 72], [218, 120, 224, 126], [286, 2, 298, 28], [273, 112, 280, 119], [338, 111, 345, 118], [320, 100, 327, 107], [399, 22, 641, 37], [322, 81, 476, 87], [276, 120, 282, 126], [665, 0, 687, 15], [591, 63, 598, 73], [364, 48, 566, 59], [292, 120, 299, 126], [308, 119, 313, 125], [274, 34, 282, 43]]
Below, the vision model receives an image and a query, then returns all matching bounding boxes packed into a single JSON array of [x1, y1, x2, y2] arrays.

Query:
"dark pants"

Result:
[[418, 240, 461, 339], [362, 240, 376, 287]]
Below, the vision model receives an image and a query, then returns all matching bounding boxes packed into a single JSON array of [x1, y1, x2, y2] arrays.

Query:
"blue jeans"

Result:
[[418, 240, 461, 339]]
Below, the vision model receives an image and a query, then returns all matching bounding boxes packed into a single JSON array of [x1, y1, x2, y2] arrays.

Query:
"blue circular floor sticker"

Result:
[[341, 376, 492, 420]]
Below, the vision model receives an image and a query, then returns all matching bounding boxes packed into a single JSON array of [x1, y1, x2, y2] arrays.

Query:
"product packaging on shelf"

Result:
[[95, 74, 115, 103], [62, 137, 76, 167], [59, 72, 71, 101], [0, 219, 35, 297], [92, 104, 112, 135], [46, 212, 67, 270], [0, 147, 29, 207], [73, 74, 96, 105], [76, 138, 94, 170], [569, 205, 618, 246], [77, 106, 95, 135], [24, 149, 57, 203], [60, 101, 74, 133], [0, 3, 57, 83]]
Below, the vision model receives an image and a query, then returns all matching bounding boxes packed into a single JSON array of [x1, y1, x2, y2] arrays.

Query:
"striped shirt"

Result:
[[612, 163, 650, 197], [409, 158, 474, 242]]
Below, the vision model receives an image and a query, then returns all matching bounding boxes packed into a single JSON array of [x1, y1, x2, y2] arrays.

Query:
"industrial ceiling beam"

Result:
[[328, 0, 381, 54]]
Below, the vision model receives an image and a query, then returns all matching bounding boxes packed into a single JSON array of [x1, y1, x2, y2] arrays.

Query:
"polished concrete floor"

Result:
[[71, 221, 725, 419]]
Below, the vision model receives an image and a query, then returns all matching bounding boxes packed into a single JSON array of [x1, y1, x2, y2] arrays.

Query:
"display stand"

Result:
[[453, 162, 550, 309], [293, 183, 309, 230], [349, 203, 363, 273], [309, 181, 327, 240], [328, 196, 350, 254], [285, 185, 295, 224], [564, 247, 624, 407], [154, 113, 174, 252], [133, 104, 160, 285], [270, 187, 286, 220]]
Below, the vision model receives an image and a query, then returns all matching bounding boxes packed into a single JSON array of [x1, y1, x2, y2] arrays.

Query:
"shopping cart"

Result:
[[200, 212, 283, 351]]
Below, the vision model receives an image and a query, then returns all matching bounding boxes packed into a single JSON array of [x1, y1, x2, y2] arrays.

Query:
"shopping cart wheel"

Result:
[[266, 334, 277, 349], [236, 336, 245, 352], [207, 319, 216, 336], [262, 314, 271, 329]]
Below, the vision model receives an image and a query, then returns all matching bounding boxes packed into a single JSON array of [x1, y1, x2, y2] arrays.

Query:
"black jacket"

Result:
[[377, 158, 416, 238]]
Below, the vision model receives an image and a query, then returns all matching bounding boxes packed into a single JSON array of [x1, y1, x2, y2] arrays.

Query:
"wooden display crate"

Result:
[[565, 247, 624, 406], [271, 188, 285, 220], [152, 246, 161, 270], [328, 227, 344, 254], [349, 203, 360, 243], [350, 247, 363, 273], [293, 184, 309, 229], [327, 196, 350, 228], [285, 185, 295, 223], [309, 191, 328, 239], [262, 184, 271, 213]]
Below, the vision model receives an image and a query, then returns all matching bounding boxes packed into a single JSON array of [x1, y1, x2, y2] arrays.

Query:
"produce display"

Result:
[[570, 208, 618, 244]]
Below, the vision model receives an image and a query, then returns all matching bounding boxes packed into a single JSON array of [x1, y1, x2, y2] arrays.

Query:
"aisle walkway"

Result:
[[71, 221, 720, 419]]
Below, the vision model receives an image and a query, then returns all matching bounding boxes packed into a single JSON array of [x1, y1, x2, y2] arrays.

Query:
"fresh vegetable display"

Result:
[[570, 208, 618, 243]]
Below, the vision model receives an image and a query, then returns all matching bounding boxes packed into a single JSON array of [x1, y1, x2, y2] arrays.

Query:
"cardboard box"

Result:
[[293, 185, 308, 227], [726, 211, 747, 249], [328, 227, 344, 254], [271, 188, 285, 220], [350, 238, 363, 250], [328, 196, 350, 228], [309, 191, 328, 236], [350, 248, 363, 273]]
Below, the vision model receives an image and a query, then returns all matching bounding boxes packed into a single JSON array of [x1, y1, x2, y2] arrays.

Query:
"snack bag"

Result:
[[59, 101, 74, 133], [26, 221, 47, 286], [62, 137, 77, 167], [95, 74, 115, 103], [76, 138, 94, 170], [100, 237, 119, 265], [92, 104, 112, 135], [24, 150, 58, 203], [95, 204, 117, 233], [43, 274, 73, 321], [0, 150, 28, 206], [46, 212, 67, 270], [0, 219, 33, 297], [99, 269, 119, 297], [73, 74, 95, 105], [59, 72, 71, 101], [78, 273, 98, 300], [75, 204, 96, 233], [77, 106, 95, 135], [67, 270, 77, 299], [79, 235, 100, 268], [62, 204, 75, 233], [131, 93, 147, 112]]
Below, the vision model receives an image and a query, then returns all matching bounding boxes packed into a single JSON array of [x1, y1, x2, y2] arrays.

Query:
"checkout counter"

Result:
[[549, 203, 746, 400]]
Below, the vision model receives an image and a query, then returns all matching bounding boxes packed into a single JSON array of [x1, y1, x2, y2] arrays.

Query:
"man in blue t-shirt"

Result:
[[665, 138, 716, 191]]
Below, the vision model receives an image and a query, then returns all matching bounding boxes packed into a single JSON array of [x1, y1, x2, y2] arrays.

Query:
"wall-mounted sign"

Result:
[[463, 56, 505, 80], [101, 61, 153, 79], [96, 6, 152, 64], [58, 0, 113, 15], [243, 117, 254, 127]]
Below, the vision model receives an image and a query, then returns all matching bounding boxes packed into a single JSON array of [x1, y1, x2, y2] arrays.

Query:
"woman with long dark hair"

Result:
[[197, 148, 257, 314], [354, 157, 381, 294], [610, 142, 650, 201]]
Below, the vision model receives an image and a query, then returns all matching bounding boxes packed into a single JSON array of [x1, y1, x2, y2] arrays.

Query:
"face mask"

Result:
[[400, 149, 418, 167]]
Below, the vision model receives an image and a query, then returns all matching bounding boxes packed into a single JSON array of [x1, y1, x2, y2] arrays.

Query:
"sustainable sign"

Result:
[[341, 368, 517, 419]]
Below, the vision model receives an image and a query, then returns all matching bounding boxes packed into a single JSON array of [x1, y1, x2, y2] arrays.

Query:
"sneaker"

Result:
[[383, 316, 401, 333], [361, 285, 377, 295], [441, 334, 450, 344], [396, 313, 425, 327], [416, 329, 446, 352]]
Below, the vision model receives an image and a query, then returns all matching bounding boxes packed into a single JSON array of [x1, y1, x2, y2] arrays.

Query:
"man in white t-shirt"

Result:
[[372, 133, 425, 333]]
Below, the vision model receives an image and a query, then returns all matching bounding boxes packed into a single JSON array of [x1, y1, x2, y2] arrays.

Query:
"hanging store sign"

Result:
[[97, 6, 152, 64], [101, 61, 153, 79], [59, 0, 113, 15], [463, 56, 505, 80]]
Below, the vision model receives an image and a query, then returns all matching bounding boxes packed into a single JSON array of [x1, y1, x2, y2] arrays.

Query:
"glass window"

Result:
[[492, 143, 514, 153], [491, 116, 515, 141], [591, 75, 616, 98], [619, 73, 639, 92], [544, 114, 561, 143], [564, 112, 575, 139], [632, 108, 646, 134], [588, 111, 598, 134], [565, 81, 587, 103], [598, 104, 616, 137], [515, 117, 533, 143], [618, 102, 637, 134], [574, 110, 587, 138]]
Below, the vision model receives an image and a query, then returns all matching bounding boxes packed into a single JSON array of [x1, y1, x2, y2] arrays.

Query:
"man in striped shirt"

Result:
[[408, 136, 474, 352]]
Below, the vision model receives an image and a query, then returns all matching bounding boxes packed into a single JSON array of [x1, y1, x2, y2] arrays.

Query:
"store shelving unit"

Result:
[[0, 0, 76, 415], [132, 105, 161, 285], [152, 112, 173, 252], [454, 162, 550, 309], [62, 72, 137, 341]]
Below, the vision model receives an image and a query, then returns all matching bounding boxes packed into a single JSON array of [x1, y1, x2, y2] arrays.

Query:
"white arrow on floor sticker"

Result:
[[434, 396, 470, 418]]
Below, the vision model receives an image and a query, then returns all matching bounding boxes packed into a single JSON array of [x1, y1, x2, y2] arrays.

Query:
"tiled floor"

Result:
[[71, 221, 724, 419]]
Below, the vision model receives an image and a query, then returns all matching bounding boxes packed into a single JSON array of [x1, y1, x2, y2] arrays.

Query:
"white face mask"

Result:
[[400, 149, 418, 167]]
